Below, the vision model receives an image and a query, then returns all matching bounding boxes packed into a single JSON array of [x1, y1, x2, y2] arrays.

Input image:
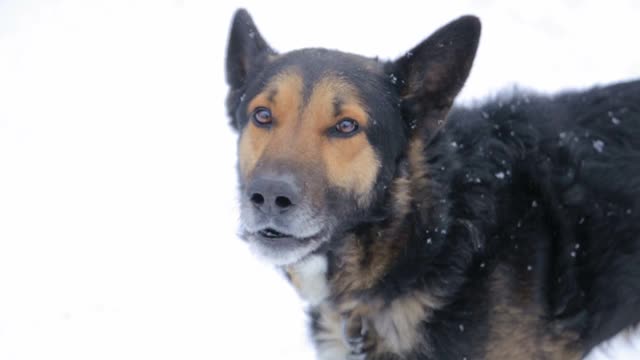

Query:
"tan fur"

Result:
[[486, 266, 582, 360], [313, 304, 351, 360], [330, 173, 414, 297], [309, 76, 379, 206], [329, 230, 401, 297], [320, 291, 441, 358], [330, 233, 384, 295], [407, 137, 428, 185], [238, 69, 304, 178], [389, 175, 413, 218], [286, 268, 302, 290], [372, 292, 441, 354]]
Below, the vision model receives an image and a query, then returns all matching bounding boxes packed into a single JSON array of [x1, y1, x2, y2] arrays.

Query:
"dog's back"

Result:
[[440, 80, 640, 356]]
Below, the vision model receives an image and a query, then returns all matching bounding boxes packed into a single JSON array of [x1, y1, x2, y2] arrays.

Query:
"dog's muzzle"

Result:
[[239, 171, 330, 265]]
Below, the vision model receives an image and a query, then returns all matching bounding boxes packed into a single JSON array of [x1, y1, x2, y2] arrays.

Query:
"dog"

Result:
[[225, 9, 640, 360]]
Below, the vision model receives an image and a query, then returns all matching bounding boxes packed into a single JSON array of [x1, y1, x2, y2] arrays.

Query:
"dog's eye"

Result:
[[334, 118, 359, 135], [252, 107, 273, 127]]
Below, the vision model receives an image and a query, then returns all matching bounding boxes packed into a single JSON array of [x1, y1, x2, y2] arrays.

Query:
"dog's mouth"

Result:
[[254, 227, 321, 244], [258, 228, 292, 239], [245, 226, 329, 266]]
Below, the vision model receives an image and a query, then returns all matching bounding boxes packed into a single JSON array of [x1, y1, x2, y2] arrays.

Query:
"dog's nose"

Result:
[[247, 175, 300, 216]]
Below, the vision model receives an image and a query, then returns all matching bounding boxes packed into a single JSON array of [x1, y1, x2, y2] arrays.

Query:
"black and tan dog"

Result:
[[225, 9, 640, 360]]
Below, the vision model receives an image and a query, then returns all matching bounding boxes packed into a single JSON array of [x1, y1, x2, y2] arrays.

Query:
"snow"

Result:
[[593, 139, 605, 153], [609, 111, 621, 125], [495, 171, 505, 179], [0, 1, 639, 360]]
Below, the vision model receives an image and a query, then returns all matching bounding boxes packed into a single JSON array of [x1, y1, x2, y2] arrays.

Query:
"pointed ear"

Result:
[[391, 16, 480, 132], [225, 10, 276, 130], [226, 9, 275, 90]]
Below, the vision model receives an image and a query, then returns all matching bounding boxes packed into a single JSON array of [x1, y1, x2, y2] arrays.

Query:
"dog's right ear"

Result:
[[226, 9, 275, 127], [226, 9, 274, 89]]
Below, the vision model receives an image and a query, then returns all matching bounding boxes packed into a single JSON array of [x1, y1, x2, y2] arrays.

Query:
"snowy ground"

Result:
[[0, 1, 639, 359]]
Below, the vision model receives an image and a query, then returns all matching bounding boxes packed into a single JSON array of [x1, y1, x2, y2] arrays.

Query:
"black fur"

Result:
[[226, 9, 640, 359], [383, 81, 640, 358]]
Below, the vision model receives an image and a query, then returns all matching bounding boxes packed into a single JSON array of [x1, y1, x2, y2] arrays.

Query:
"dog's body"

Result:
[[225, 10, 640, 359]]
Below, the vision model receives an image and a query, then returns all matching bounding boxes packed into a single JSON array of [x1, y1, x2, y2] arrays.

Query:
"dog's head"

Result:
[[225, 9, 480, 266]]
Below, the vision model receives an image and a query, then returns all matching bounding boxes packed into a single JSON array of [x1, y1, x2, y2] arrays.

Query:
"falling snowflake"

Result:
[[608, 111, 621, 125], [495, 172, 505, 179], [592, 140, 605, 153]]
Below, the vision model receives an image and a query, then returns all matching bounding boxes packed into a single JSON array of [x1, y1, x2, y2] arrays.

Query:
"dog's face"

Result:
[[225, 10, 480, 265], [231, 51, 403, 265]]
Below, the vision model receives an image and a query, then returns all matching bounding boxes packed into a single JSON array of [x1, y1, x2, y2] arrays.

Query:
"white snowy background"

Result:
[[1, 0, 639, 359]]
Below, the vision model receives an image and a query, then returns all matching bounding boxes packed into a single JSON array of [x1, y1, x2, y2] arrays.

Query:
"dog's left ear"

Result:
[[390, 16, 480, 133]]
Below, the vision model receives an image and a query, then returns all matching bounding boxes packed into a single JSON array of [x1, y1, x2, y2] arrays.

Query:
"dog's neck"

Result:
[[284, 170, 418, 306], [286, 130, 478, 308], [286, 255, 331, 306], [286, 139, 437, 301]]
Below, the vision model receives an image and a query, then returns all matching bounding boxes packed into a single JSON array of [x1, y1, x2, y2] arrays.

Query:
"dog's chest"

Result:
[[286, 255, 330, 306]]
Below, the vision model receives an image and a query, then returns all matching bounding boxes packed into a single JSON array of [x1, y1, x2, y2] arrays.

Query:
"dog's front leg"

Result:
[[342, 310, 378, 360]]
